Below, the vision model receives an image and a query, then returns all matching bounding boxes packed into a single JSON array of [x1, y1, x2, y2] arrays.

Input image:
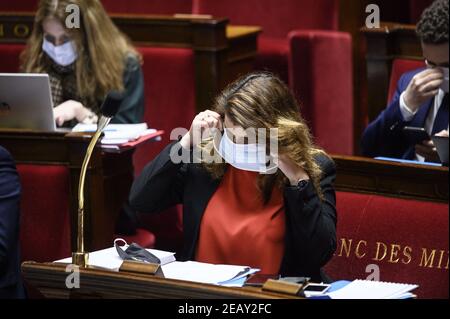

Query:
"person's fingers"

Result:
[[435, 130, 449, 137], [55, 116, 64, 127], [416, 71, 444, 85], [419, 79, 444, 93], [415, 143, 435, 156], [422, 139, 434, 147], [422, 89, 440, 99], [204, 110, 221, 119], [205, 117, 216, 128], [416, 68, 444, 80], [415, 144, 427, 157]]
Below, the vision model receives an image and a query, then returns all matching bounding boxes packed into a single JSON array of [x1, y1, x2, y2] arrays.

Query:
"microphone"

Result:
[[72, 91, 124, 267]]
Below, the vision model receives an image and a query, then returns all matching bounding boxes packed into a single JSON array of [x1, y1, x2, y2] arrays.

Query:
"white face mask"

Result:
[[440, 67, 449, 93], [216, 129, 277, 174], [42, 38, 77, 66]]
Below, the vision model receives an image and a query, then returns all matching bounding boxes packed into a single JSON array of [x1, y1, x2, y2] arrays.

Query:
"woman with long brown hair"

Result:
[[21, 0, 144, 126], [129, 72, 337, 281]]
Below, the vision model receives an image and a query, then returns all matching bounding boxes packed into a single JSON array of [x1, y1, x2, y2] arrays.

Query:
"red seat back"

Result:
[[133, 47, 196, 175], [388, 58, 425, 103], [289, 31, 353, 155], [0, 44, 24, 73], [0, 1, 38, 12], [193, 0, 338, 38], [0, 0, 192, 14], [410, 0, 434, 23], [325, 191, 449, 299], [101, 0, 192, 15], [17, 164, 71, 262]]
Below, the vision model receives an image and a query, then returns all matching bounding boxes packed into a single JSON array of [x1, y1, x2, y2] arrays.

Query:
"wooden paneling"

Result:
[[22, 262, 301, 299], [333, 154, 448, 202]]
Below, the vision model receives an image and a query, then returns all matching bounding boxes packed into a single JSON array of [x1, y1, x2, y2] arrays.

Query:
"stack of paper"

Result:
[[55, 246, 176, 271], [325, 279, 418, 299], [55, 247, 258, 287], [161, 261, 259, 286], [72, 123, 155, 144]]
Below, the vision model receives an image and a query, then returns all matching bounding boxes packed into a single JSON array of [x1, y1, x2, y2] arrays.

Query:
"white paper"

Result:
[[55, 246, 175, 271], [72, 123, 153, 145], [326, 280, 418, 299], [161, 261, 259, 285]]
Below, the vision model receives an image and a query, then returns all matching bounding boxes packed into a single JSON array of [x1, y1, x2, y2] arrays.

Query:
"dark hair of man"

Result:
[[416, 0, 449, 44]]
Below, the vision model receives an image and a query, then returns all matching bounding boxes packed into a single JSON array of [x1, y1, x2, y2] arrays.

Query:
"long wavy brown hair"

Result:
[[21, 0, 141, 104], [201, 72, 329, 204]]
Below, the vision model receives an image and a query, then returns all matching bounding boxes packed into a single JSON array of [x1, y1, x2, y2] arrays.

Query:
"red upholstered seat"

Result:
[[0, 44, 24, 73], [0, 0, 192, 14], [101, 0, 192, 15], [388, 58, 425, 103], [256, 38, 290, 84], [325, 191, 449, 299], [193, 0, 338, 38], [193, 0, 339, 83], [133, 46, 196, 175], [0, 1, 38, 11], [17, 164, 71, 262], [288, 31, 353, 155], [409, 0, 434, 23]]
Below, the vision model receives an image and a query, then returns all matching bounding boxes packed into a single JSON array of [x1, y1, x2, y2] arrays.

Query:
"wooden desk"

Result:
[[0, 13, 261, 113], [0, 129, 135, 252], [333, 155, 448, 203], [361, 23, 421, 122], [21, 262, 300, 299]]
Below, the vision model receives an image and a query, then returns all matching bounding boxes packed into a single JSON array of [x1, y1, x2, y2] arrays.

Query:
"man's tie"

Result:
[[432, 93, 449, 135]]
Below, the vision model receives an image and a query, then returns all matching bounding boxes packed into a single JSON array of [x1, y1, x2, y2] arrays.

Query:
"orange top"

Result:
[[195, 166, 285, 274]]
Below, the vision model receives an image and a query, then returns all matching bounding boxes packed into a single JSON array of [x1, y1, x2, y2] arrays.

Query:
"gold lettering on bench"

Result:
[[355, 240, 367, 259], [14, 24, 30, 38], [373, 242, 387, 261], [334, 238, 447, 270], [337, 238, 352, 258], [419, 249, 449, 269], [402, 246, 412, 265]]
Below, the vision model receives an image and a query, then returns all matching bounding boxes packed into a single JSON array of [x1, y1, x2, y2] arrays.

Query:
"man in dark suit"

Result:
[[0, 146, 25, 299], [362, 0, 449, 161]]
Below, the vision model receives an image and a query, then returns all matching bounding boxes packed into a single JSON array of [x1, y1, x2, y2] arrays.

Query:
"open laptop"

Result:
[[0, 73, 57, 131]]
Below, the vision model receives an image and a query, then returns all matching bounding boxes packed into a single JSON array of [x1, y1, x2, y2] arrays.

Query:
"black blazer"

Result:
[[129, 142, 337, 282], [0, 146, 24, 299]]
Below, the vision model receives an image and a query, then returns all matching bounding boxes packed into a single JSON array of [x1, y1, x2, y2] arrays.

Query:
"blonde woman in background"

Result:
[[21, 0, 144, 127]]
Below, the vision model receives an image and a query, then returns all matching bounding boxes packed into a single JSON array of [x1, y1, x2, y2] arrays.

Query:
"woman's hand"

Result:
[[179, 110, 223, 149], [277, 153, 310, 186], [53, 100, 90, 126]]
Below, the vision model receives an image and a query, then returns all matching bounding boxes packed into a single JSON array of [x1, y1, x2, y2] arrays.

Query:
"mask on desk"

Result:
[[42, 38, 77, 66], [216, 129, 277, 174], [440, 67, 449, 93], [114, 238, 161, 264]]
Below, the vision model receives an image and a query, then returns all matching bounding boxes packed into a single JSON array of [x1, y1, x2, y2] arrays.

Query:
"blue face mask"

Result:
[[42, 38, 77, 66], [216, 129, 277, 174]]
